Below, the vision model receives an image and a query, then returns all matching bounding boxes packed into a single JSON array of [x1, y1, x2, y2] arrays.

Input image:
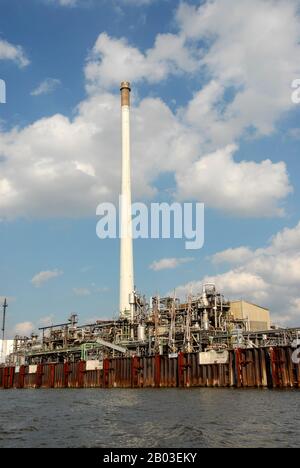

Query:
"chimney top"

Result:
[[120, 81, 131, 91], [120, 82, 131, 107]]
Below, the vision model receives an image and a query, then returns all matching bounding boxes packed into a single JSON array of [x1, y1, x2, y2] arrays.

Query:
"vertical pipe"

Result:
[[1, 298, 8, 361]]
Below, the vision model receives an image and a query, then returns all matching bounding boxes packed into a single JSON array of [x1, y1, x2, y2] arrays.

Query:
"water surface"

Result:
[[0, 388, 299, 448]]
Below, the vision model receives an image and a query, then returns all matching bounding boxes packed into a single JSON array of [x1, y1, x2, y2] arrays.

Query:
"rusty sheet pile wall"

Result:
[[1, 347, 300, 390]]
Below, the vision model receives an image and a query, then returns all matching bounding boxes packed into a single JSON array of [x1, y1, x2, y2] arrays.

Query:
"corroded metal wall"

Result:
[[1, 347, 300, 390]]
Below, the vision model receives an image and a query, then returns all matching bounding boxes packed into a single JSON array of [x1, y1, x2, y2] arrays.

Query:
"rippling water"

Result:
[[1, 388, 300, 448]]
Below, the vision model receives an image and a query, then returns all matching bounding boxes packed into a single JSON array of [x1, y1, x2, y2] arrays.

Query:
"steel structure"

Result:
[[6, 284, 300, 367], [4, 83, 297, 368]]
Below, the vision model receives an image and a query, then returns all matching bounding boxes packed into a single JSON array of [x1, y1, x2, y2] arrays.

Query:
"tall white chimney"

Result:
[[119, 82, 134, 320]]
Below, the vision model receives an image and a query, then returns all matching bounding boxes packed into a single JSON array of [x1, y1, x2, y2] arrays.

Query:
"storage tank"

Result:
[[138, 325, 146, 342]]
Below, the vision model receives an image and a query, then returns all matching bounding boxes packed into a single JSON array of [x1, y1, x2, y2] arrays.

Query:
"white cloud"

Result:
[[174, 221, 300, 326], [31, 269, 63, 287], [85, 32, 197, 93], [0, 39, 29, 68], [176, 144, 292, 217], [290, 298, 300, 315], [211, 247, 253, 265], [14, 321, 34, 336], [150, 257, 194, 271], [73, 287, 91, 296], [0, 93, 290, 219], [177, 0, 300, 144], [0, 1, 297, 219], [0, 93, 200, 218], [270, 222, 300, 253], [31, 78, 61, 96]]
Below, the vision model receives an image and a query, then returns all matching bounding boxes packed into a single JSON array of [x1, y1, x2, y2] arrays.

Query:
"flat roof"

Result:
[[230, 300, 269, 312]]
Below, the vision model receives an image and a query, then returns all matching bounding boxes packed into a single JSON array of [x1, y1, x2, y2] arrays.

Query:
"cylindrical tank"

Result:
[[137, 324, 146, 342], [203, 309, 209, 331], [31, 345, 42, 352], [129, 292, 135, 305], [202, 285, 209, 307]]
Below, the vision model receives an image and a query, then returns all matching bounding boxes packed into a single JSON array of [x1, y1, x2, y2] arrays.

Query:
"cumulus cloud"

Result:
[[176, 145, 292, 217], [31, 78, 61, 96], [0, 94, 291, 219], [0, 39, 29, 68], [150, 257, 194, 271], [270, 223, 300, 253], [14, 322, 34, 336], [177, 0, 300, 144], [174, 221, 300, 326], [85, 32, 197, 92], [31, 269, 63, 287], [211, 247, 253, 266], [0, 0, 298, 219], [0, 93, 199, 218]]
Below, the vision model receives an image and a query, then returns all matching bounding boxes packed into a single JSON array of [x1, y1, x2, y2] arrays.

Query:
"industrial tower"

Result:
[[119, 82, 134, 320]]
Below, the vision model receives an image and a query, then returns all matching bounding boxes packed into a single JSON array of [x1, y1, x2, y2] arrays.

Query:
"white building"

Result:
[[0, 339, 14, 364], [230, 301, 271, 331]]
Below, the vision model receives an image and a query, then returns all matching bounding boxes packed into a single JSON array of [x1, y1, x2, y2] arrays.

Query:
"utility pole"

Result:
[[1, 298, 8, 360]]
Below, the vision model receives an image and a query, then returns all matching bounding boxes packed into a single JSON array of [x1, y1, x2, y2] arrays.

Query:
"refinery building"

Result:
[[1, 83, 299, 391]]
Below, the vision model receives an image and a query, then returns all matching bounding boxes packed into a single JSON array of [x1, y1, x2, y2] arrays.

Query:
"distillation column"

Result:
[[119, 82, 134, 320]]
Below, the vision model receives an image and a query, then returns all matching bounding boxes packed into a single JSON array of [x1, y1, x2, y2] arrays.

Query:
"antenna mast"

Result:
[[1, 298, 8, 360]]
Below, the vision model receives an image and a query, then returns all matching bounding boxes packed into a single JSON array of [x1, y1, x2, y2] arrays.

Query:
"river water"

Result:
[[0, 388, 300, 448]]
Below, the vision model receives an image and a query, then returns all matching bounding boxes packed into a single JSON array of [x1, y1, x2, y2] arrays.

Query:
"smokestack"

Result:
[[119, 82, 134, 320]]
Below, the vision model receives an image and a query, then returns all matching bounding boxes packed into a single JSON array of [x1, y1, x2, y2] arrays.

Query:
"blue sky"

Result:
[[0, 0, 300, 336]]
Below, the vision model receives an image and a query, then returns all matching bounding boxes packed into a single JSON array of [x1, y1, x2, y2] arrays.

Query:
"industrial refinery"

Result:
[[1, 83, 300, 389], [6, 284, 300, 368]]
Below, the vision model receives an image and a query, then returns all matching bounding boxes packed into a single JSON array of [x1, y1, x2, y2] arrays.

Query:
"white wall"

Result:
[[0, 340, 14, 363]]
